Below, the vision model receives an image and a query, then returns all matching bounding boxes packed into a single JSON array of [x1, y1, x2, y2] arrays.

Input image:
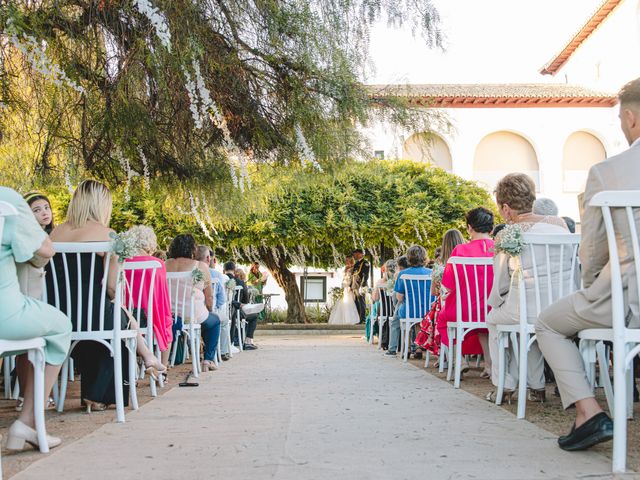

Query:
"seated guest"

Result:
[[165, 235, 221, 371], [125, 226, 173, 369], [562, 216, 576, 234], [16, 192, 55, 300], [49, 180, 165, 412], [434, 229, 465, 357], [0, 187, 71, 451], [491, 224, 506, 238], [224, 261, 259, 350], [536, 78, 640, 450], [486, 173, 568, 403], [195, 246, 232, 361], [532, 197, 559, 217], [386, 246, 432, 357], [438, 209, 494, 378], [368, 260, 396, 343]]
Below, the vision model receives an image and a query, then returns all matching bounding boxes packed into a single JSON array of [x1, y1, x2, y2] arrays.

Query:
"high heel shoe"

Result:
[[528, 388, 546, 403], [6, 420, 61, 451], [144, 359, 167, 381], [83, 399, 108, 413], [202, 360, 217, 372], [485, 389, 515, 405]]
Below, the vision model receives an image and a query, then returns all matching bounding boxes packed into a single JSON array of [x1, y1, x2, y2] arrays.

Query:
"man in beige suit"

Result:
[[536, 77, 640, 451]]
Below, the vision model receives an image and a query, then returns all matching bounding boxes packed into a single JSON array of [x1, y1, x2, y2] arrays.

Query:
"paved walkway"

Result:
[[14, 335, 618, 479]]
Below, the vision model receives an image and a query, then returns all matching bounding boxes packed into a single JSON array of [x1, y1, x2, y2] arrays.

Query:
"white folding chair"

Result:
[[495, 233, 580, 418], [166, 272, 202, 377], [123, 260, 163, 397], [45, 242, 138, 423], [374, 288, 394, 349], [233, 286, 246, 351], [576, 191, 640, 473], [445, 257, 493, 388], [400, 274, 433, 362], [0, 201, 49, 452]]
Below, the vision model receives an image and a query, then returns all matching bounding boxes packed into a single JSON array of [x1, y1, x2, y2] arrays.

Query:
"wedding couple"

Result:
[[329, 249, 370, 325]]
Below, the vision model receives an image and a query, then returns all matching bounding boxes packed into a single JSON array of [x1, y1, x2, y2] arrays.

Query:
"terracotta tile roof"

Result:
[[367, 83, 617, 108], [539, 0, 624, 75]]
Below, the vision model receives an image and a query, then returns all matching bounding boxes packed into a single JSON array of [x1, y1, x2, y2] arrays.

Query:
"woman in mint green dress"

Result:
[[0, 187, 71, 451]]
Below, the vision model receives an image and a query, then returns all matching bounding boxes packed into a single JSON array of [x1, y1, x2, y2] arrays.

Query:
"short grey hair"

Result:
[[406, 244, 428, 267], [195, 245, 210, 262], [533, 197, 559, 216], [127, 225, 157, 255]]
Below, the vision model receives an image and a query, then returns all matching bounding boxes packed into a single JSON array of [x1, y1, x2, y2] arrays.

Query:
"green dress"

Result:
[[0, 187, 71, 365]]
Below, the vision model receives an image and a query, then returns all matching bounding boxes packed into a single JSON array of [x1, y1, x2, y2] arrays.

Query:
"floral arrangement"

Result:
[[225, 278, 237, 291], [191, 267, 205, 285], [493, 224, 524, 258], [109, 231, 140, 263]]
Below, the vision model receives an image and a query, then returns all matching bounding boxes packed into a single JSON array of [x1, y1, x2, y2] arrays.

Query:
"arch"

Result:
[[403, 132, 453, 171], [562, 131, 606, 192], [473, 131, 540, 191]]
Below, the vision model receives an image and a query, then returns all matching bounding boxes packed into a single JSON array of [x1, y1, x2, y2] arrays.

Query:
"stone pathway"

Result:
[[12, 335, 619, 479]]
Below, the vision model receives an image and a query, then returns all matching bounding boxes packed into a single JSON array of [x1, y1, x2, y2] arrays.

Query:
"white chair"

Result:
[[373, 288, 394, 349], [233, 286, 246, 351], [45, 242, 138, 423], [166, 272, 202, 377], [122, 260, 163, 397], [445, 257, 493, 388], [0, 199, 49, 453], [399, 274, 433, 362], [576, 191, 640, 473], [495, 233, 580, 419]]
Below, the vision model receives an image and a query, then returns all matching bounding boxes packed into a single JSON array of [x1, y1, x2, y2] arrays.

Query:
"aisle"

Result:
[[14, 335, 613, 480]]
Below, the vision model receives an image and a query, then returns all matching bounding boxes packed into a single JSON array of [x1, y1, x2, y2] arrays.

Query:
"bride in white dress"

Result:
[[329, 258, 360, 325]]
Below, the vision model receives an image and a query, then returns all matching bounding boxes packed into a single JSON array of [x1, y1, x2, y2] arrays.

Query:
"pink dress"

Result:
[[437, 239, 494, 355], [125, 255, 173, 351]]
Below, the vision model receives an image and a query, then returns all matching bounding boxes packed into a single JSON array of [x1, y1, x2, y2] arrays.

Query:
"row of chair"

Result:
[[368, 191, 640, 473]]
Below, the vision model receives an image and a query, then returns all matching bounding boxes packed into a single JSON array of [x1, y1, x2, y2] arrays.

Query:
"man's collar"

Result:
[[631, 137, 640, 149]]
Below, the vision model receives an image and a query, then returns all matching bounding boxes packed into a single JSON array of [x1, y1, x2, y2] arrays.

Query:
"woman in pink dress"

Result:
[[438, 208, 495, 378], [124, 226, 173, 367]]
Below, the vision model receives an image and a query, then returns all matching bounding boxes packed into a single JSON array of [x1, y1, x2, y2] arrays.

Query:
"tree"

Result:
[[221, 160, 495, 322], [1, 0, 443, 193]]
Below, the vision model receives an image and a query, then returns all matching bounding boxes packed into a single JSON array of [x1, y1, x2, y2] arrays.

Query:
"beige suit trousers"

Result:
[[535, 292, 609, 409]]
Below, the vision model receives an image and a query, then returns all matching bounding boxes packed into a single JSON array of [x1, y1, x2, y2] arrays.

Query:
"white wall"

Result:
[[557, 0, 640, 91], [365, 104, 627, 220]]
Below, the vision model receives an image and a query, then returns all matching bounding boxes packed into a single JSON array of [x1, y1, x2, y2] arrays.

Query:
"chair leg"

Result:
[[56, 357, 69, 413], [113, 342, 126, 423], [68, 357, 75, 382], [626, 359, 634, 420], [29, 349, 48, 453], [438, 345, 446, 373], [496, 332, 506, 406], [127, 339, 139, 410], [612, 340, 627, 473], [595, 341, 614, 415], [3, 356, 12, 399], [517, 333, 529, 419], [424, 351, 430, 369], [454, 328, 463, 389], [446, 328, 454, 381], [169, 334, 179, 367], [403, 324, 410, 362]]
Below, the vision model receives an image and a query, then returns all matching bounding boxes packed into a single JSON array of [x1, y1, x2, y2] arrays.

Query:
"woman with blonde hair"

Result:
[[48, 180, 165, 412]]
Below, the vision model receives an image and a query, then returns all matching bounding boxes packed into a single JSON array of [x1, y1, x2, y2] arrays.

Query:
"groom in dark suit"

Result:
[[351, 249, 370, 324]]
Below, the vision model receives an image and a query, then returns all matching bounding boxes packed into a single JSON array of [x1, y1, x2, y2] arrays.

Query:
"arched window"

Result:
[[403, 132, 453, 171], [473, 131, 540, 191], [563, 131, 606, 192]]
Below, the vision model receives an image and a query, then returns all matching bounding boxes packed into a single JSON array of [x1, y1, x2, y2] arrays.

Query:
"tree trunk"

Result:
[[259, 247, 308, 324]]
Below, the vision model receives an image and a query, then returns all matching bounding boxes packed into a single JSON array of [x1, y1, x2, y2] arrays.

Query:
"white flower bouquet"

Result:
[[494, 224, 524, 258], [109, 231, 140, 263], [191, 267, 205, 286], [431, 263, 445, 283]]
